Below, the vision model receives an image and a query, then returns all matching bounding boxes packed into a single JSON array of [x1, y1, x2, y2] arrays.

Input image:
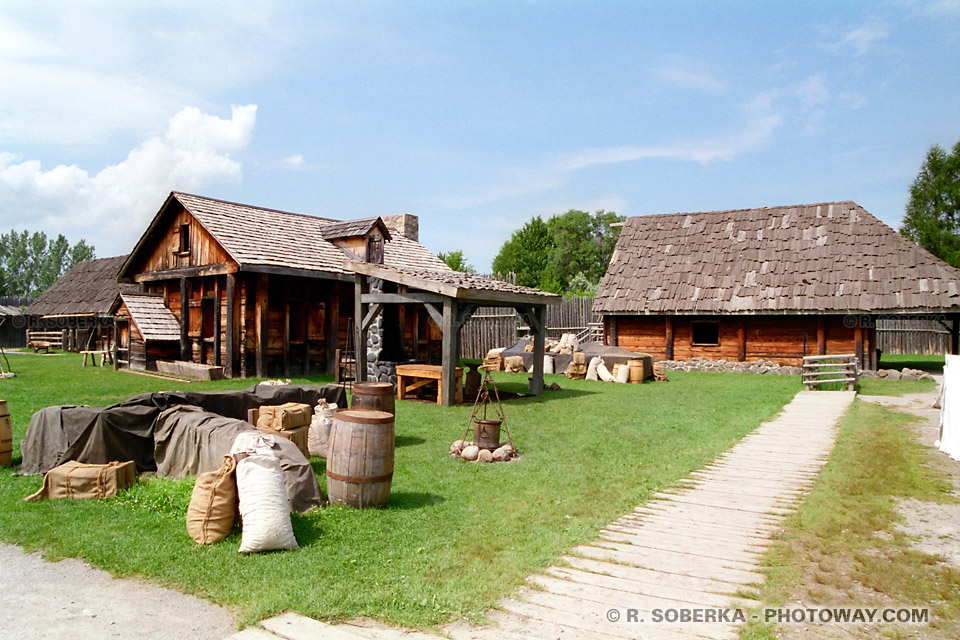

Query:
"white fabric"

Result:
[[597, 362, 615, 382], [308, 401, 337, 458], [586, 357, 601, 381], [616, 363, 631, 383], [937, 354, 960, 461], [236, 453, 299, 553], [543, 355, 555, 375]]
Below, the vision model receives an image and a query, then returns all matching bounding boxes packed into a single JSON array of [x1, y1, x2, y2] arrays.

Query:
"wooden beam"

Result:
[[243, 264, 353, 282], [302, 296, 310, 377], [179, 277, 190, 361], [135, 263, 234, 282], [360, 292, 445, 305], [737, 317, 746, 362], [530, 305, 546, 396], [225, 272, 236, 378], [952, 314, 960, 356], [423, 302, 444, 328], [665, 316, 674, 361], [325, 281, 340, 374], [256, 274, 268, 378], [354, 274, 367, 383], [362, 303, 384, 333], [213, 278, 221, 367], [867, 324, 878, 370], [609, 316, 618, 347], [817, 316, 826, 355], [440, 297, 458, 406], [854, 319, 863, 369], [283, 279, 291, 378]]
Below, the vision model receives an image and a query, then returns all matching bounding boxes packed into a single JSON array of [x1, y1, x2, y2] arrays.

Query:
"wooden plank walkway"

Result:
[[226, 390, 855, 640]]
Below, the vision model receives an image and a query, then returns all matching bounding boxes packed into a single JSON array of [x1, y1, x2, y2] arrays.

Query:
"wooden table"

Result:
[[395, 364, 463, 405], [81, 350, 112, 367]]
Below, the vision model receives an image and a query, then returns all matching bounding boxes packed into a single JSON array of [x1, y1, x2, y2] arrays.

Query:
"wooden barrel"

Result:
[[0, 400, 11, 467], [627, 359, 644, 384], [327, 410, 394, 508], [473, 419, 502, 450], [351, 382, 395, 415]]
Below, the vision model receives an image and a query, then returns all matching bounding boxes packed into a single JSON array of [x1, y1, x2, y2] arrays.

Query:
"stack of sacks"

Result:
[[256, 402, 312, 457], [565, 352, 587, 379], [483, 348, 505, 371]]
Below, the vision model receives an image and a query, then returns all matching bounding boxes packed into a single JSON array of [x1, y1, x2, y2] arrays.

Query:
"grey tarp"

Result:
[[501, 339, 652, 376], [20, 384, 345, 476], [153, 405, 325, 513]]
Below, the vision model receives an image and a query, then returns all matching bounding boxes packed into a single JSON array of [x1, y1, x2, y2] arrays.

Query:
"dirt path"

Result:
[[0, 544, 236, 640]]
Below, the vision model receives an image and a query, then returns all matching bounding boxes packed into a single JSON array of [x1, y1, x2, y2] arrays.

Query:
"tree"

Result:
[[491, 216, 554, 288], [491, 209, 625, 294], [0, 230, 96, 297], [901, 139, 960, 267], [437, 249, 477, 274]]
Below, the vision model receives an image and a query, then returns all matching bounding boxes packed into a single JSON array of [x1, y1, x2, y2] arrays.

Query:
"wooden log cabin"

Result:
[[595, 202, 960, 368], [116, 192, 449, 377]]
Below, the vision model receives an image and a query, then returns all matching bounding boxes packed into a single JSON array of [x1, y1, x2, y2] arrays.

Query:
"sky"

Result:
[[1, 1, 959, 273]]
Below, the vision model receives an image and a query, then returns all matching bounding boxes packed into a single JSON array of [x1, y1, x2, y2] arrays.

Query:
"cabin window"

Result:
[[366, 235, 384, 264], [178, 223, 190, 254], [691, 321, 720, 346]]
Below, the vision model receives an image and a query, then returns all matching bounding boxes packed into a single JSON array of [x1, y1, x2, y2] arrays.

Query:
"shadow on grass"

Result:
[[387, 491, 445, 509], [396, 435, 425, 447]]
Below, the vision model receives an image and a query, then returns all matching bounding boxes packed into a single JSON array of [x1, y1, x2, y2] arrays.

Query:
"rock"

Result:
[[885, 370, 902, 381], [450, 440, 468, 456], [858, 370, 879, 379], [546, 382, 562, 391], [492, 445, 512, 462], [461, 445, 479, 461], [477, 449, 493, 463], [900, 371, 920, 381]]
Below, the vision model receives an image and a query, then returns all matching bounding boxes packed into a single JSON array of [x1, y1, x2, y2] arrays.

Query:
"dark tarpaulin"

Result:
[[154, 405, 325, 513], [19, 384, 345, 476]]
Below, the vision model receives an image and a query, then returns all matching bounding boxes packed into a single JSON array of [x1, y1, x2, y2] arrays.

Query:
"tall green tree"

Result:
[[491, 209, 624, 294], [901, 139, 960, 267], [0, 230, 96, 297], [492, 216, 554, 288], [437, 249, 477, 274]]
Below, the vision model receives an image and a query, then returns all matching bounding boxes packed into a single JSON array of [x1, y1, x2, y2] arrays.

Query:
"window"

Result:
[[178, 223, 190, 254], [366, 235, 384, 264], [691, 321, 720, 346]]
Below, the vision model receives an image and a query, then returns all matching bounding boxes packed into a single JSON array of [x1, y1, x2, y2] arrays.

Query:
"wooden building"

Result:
[[111, 293, 180, 370], [595, 202, 960, 368], [116, 192, 449, 376], [23, 255, 139, 351]]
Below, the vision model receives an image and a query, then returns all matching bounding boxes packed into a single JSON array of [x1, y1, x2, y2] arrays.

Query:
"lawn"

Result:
[[1, 352, 798, 628], [879, 352, 945, 372]]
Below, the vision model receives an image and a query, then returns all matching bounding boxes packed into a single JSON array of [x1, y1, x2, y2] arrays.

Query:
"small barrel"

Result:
[[0, 400, 11, 467], [327, 410, 394, 508], [351, 382, 395, 415], [473, 418, 502, 450], [627, 359, 645, 384]]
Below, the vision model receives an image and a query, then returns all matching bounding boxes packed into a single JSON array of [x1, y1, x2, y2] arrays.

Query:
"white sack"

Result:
[[236, 453, 299, 553], [616, 363, 631, 383], [597, 362, 615, 382], [586, 357, 602, 381], [543, 355, 555, 375], [937, 354, 960, 461], [308, 401, 337, 458]]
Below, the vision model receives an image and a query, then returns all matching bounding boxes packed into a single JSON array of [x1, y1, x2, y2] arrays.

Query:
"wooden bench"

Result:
[[81, 350, 113, 367], [395, 364, 463, 405], [29, 341, 52, 354]]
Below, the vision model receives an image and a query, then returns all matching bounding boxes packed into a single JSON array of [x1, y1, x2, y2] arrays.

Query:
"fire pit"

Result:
[[450, 366, 518, 463]]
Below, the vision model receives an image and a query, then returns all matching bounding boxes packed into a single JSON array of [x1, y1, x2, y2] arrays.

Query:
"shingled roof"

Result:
[[595, 201, 960, 315], [25, 255, 139, 318], [319, 218, 391, 241], [120, 193, 447, 278], [117, 293, 180, 341]]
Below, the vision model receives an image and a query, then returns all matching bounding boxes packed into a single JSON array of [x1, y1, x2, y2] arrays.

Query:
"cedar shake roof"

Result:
[[595, 201, 960, 315], [119, 293, 180, 341], [319, 218, 391, 241], [25, 255, 139, 318], [121, 192, 447, 278]]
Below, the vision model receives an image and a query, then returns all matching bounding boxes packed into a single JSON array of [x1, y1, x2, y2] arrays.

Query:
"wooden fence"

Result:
[[876, 317, 950, 355], [458, 296, 597, 359]]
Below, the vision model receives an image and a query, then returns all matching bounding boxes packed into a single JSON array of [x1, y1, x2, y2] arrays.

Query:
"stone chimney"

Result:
[[381, 213, 419, 242]]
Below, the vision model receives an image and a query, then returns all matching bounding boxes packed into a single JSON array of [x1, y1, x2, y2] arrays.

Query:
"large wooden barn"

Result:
[[116, 192, 450, 377], [595, 201, 960, 369]]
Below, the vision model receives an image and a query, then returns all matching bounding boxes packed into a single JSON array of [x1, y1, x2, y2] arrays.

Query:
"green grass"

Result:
[[0, 351, 801, 628], [879, 353, 945, 372], [857, 377, 938, 396], [740, 400, 960, 639]]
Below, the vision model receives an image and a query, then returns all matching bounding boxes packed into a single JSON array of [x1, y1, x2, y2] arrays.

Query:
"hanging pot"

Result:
[[473, 418, 502, 451]]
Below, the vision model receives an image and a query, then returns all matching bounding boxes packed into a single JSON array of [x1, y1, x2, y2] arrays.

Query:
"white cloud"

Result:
[[651, 57, 727, 93], [0, 105, 257, 256], [283, 154, 305, 168], [839, 21, 890, 56]]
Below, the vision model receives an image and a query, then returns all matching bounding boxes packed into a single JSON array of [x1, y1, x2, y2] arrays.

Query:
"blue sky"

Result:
[[1, 1, 959, 273]]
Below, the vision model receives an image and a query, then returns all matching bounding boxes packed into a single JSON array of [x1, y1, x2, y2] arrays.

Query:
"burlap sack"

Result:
[[186, 455, 237, 545], [25, 460, 136, 502], [504, 355, 526, 373], [565, 351, 587, 379], [257, 402, 312, 431]]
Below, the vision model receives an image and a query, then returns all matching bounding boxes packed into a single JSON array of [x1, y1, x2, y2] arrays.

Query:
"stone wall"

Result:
[[655, 359, 802, 375]]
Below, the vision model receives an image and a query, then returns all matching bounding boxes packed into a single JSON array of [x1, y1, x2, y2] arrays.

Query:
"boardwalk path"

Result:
[[230, 390, 856, 640]]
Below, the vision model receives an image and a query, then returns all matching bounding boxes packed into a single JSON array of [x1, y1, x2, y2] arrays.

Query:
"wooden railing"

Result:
[[802, 354, 858, 391], [26, 330, 64, 349]]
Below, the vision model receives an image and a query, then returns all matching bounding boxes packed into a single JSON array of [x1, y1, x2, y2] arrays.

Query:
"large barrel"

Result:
[[627, 359, 645, 384], [0, 400, 10, 467], [327, 410, 394, 508], [351, 382, 395, 415]]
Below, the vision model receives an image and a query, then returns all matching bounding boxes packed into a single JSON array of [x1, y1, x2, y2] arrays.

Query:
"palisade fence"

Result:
[[876, 316, 950, 355], [458, 295, 598, 359]]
